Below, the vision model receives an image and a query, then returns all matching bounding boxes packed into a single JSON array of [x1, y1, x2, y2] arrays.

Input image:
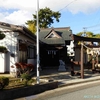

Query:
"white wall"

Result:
[[0, 27, 36, 73], [0, 28, 18, 73], [0, 53, 5, 73]]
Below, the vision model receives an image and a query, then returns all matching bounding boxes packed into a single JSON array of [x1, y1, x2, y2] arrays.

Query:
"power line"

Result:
[[88, 28, 100, 33], [59, 0, 78, 12], [83, 23, 100, 33], [84, 23, 100, 29]]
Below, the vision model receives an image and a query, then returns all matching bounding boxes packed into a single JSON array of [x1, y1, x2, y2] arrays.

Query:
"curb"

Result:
[[58, 76, 100, 87]]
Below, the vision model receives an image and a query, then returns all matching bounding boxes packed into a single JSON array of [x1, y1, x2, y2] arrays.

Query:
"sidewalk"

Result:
[[38, 66, 100, 87], [0, 66, 100, 86]]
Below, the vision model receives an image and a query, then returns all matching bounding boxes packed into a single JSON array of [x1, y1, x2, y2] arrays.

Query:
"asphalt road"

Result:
[[15, 80, 100, 100], [45, 85, 100, 100], [33, 80, 100, 100]]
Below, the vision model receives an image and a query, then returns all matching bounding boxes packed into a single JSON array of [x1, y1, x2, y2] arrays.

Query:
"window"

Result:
[[48, 33, 57, 38], [27, 46, 36, 59], [19, 51, 27, 63]]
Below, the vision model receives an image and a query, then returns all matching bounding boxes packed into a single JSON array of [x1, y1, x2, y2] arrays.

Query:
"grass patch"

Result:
[[4, 77, 36, 89]]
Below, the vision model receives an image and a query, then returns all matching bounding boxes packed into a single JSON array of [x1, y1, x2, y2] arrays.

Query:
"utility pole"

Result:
[[83, 27, 87, 37], [36, 0, 40, 84]]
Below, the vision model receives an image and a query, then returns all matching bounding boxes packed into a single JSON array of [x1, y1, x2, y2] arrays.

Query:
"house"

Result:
[[39, 27, 72, 69], [0, 22, 36, 74]]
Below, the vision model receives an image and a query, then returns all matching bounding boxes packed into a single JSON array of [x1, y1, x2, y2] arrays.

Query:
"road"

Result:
[[32, 80, 100, 100], [44, 85, 100, 100], [15, 80, 100, 100]]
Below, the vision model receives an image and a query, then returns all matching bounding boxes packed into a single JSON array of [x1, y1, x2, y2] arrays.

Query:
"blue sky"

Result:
[[53, 10, 100, 34], [0, 0, 100, 34]]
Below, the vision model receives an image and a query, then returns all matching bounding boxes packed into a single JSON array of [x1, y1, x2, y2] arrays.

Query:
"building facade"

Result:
[[0, 22, 36, 73], [39, 27, 72, 68]]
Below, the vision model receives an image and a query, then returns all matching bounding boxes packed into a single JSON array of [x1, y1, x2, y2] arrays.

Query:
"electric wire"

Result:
[[58, 0, 78, 12], [58, 0, 100, 33]]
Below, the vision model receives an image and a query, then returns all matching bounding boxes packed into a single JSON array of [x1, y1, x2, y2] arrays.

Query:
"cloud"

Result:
[[39, 0, 100, 13], [66, 0, 100, 14], [0, 0, 36, 11], [4, 10, 33, 25], [0, 0, 100, 25]]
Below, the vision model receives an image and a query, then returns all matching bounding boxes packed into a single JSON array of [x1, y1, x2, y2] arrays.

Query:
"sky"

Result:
[[0, 0, 100, 34]]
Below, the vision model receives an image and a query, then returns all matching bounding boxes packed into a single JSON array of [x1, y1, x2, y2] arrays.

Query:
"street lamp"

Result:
[[36, 0, 40, 84]]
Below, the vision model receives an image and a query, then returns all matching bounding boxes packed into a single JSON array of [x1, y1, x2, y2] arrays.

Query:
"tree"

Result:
[[26, 7, 61, 29], [94, 34, 100, 38], [26, 21, 36, 33], [94, 34, 100, 45], [76, 32, 94, 45], [76, 31, 100, 45], [76, 31, 94, 37]]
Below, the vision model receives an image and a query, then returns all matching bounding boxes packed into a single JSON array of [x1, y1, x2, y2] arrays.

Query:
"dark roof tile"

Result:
[[39, 27, 72, 45]]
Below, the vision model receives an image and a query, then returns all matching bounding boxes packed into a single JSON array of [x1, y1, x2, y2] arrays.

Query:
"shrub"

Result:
[[14, 63, 35, 78], [21, 73, 31, 86], [21, 73, 31, 81], [0, 77, 9, 90]]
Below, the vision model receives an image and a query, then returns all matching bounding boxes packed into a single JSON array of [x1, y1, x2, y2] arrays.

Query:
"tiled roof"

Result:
[[0, 21, 36, 41], [39, 27, 72, 45], [73, 34, 100, 42]]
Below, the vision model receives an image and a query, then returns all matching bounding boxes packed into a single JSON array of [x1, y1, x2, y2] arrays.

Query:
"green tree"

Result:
[[77, 31, 94, 37], [94, 34, 100, 45], [76, 31, 100, 45], [76, 31, 94, 45], [26, 7, 61, 29], [85, 32, 94, 37], [94, 34, 100, 38], [26, 21, 36, 33], [76, 32, 84, 36]]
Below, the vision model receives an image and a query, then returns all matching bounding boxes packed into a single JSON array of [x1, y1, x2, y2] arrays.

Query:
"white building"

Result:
[[0, 22, 36, 74]]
